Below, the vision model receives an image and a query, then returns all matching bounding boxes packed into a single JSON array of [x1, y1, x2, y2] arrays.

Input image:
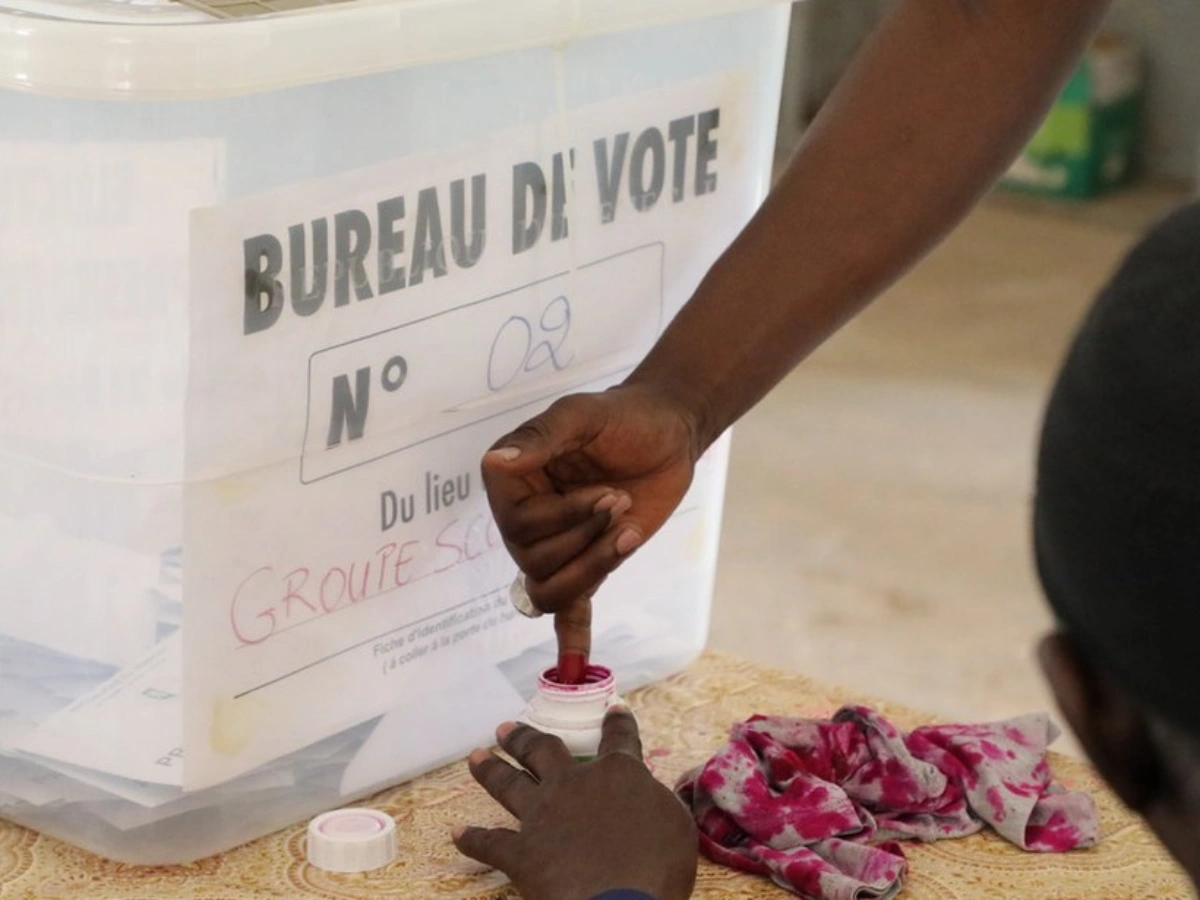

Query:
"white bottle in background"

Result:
[[517, 665, 621, 759]]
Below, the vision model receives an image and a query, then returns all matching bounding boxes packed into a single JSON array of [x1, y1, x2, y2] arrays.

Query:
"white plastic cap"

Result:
[[306, 808, 397, 873]]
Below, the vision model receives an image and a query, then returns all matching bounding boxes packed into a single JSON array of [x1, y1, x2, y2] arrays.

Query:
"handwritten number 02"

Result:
[[487, 295, 573, 391]]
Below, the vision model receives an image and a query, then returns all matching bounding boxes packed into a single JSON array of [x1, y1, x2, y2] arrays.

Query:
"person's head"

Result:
[[1034, 200, 1200, 884]]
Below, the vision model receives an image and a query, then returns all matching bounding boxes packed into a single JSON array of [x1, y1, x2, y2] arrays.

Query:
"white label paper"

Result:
[[184, 72, 757, 789]]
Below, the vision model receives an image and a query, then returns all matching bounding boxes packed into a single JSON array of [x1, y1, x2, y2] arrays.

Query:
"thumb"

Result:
[[483, 395, 602, 475]]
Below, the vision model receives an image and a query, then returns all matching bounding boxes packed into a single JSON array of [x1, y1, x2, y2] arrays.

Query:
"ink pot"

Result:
[[517, 665, 620, 759]]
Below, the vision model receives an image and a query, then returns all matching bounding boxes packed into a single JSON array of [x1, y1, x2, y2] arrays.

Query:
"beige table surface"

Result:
[[0, 652, 1191, 899]]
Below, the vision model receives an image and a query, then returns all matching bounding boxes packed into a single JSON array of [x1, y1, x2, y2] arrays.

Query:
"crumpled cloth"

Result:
[[676, 706, 1098, 900]]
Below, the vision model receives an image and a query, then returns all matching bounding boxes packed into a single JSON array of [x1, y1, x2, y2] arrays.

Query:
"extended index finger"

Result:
[[553, 596, 592, 662]]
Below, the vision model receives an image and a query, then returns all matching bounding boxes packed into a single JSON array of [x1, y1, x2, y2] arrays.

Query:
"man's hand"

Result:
[[481, 383, 699, 613], [453, 709, 698, 900]]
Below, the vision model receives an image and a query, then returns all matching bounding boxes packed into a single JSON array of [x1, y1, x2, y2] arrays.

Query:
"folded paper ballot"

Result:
[[14, 633, 183, 788]]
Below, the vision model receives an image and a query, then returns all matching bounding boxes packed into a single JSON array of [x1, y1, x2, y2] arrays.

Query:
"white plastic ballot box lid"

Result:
[[0, 0, 792, 865], [0, 0, 208, 24], [0, 0, 790, 99]]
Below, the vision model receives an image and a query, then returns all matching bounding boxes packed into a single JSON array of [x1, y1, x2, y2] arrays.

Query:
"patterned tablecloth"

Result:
[[0, 652, 1191, 899]]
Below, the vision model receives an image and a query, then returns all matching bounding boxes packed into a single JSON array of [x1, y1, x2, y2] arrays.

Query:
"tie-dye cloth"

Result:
[[676, 706, 1097, 900]]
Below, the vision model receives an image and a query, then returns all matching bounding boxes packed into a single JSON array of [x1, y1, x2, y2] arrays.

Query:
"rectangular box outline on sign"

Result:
[[299, 242, 665, 484]]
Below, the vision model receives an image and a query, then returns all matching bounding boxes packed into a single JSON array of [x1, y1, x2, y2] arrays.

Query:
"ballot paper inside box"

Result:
[[0, 0, 790, 865]]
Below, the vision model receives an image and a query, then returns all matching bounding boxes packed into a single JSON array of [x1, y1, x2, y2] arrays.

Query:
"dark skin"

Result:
[[472, 1, 1117, 892], [452, 637, 1200, 900], [1038, 633, 1200, 886], [480, 0, 1112, 658], [453, 709, 698, 900]]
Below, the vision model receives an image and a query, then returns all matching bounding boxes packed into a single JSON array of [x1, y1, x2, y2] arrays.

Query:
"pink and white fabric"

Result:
[[676, 706, 1097, 899]]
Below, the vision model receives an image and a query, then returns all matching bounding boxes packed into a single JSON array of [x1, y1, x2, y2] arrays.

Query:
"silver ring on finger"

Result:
[[509, 571, 544, 619]]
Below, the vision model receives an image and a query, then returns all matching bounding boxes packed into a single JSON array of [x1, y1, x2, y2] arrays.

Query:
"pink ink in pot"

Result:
[[542, 663, 611, 688], [555, 651, 589, 685]]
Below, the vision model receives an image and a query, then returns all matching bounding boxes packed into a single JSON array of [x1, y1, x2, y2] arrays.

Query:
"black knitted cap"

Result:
[[1035, 201, 1200, 737]]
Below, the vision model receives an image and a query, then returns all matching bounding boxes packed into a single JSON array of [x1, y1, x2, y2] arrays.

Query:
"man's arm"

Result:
[[631, 0, 1111, 453], [480, 0, 1112, 614]]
